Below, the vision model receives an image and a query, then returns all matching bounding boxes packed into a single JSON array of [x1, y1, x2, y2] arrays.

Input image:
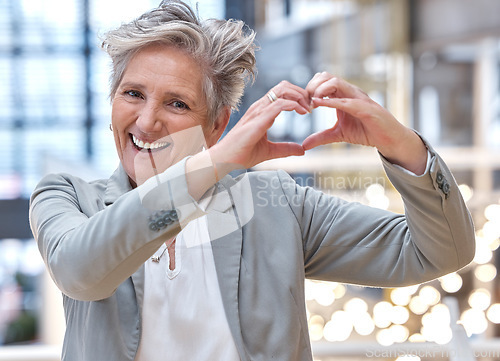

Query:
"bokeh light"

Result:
[[409, 295, 429, 315], [419, 285, 441, 306], [460, 308, 488, 336], [474, 263, 497, 282], [482, 221, 500, 242], [458, 184, 473, 202], [333, 284, 346, 299], [474, 236, 494, 264], [439, 272, 463, 293], [391, 286, 418, 306], [486, 304, 500, 324], [309, 315, 325, 341], [408, 333, 426, 343], [484, 204, 500, 222], [468, 288, 491, 311], [396, 356, 421, 361], [389, 324, 410, 343], [376, 328, 394, 346], [365, 184, 390, 210], [344, 297, 368, 314], [373, 301, 393, 328], [420, 304, 452, 344], [391, 305, 410, 325], [305, 281, 346, 307], [323, 311, 353, 342], [353, 312, 375, 336]]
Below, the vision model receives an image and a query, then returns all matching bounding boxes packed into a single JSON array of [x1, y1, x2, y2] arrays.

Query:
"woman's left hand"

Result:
[[303, 72, 427, 175]]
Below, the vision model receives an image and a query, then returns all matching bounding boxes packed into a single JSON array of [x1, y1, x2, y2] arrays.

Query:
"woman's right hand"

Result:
[[185, 80, 310, 200], [209, 80, 311, 172]]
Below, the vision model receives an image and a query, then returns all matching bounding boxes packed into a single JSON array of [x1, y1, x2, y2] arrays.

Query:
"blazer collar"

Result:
[[104, 164, 133, 206], [207, 177, 248, 361]]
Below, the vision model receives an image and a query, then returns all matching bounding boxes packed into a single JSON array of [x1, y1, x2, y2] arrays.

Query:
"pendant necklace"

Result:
[[151, 238, 176, 263]]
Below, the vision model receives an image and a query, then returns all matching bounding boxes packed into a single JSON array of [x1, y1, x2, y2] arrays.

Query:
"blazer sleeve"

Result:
[[279, 141, 475, 287], [29, 158, 203, 301]]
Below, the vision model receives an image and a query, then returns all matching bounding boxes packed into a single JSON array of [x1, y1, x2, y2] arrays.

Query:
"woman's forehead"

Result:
[[121, 45, 206, 104]]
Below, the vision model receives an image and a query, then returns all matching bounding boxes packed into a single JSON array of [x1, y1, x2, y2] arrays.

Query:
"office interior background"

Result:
[[0, 0, 499, 360]]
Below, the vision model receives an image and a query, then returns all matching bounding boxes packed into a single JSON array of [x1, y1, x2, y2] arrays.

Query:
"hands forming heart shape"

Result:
[[211, 72, 427, 176]]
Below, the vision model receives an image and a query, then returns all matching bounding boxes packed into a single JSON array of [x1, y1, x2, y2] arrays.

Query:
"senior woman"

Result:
[[29, 1, 475, 361]]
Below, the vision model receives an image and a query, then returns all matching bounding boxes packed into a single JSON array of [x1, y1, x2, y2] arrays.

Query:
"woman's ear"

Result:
[[206, 107, 231, 148]]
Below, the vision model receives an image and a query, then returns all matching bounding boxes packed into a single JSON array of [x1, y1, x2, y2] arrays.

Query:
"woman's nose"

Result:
[[136, 103, 162, 132]]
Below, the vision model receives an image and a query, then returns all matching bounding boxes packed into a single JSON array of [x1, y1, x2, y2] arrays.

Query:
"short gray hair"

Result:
[[101, 0, 257, 124]]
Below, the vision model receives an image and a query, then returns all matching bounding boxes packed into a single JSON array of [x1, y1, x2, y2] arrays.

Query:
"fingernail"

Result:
[[308, 101, 315, 113]]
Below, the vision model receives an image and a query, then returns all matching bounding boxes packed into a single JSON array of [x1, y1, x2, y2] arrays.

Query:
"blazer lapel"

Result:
[[208, 179, 249, 361], [103, 165, 145, 314], [130, 265, 145, 312]]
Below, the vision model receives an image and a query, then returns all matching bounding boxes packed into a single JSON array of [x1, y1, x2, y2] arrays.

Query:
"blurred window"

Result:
[[0, 0, 223, 198]]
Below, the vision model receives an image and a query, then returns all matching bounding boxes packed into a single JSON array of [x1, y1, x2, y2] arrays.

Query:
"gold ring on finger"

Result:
[[267, 90, 278, 103]]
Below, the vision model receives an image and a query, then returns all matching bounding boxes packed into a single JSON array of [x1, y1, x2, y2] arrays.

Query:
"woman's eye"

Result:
[[125, 90, 142, 98], [172, 101, 189, 110]]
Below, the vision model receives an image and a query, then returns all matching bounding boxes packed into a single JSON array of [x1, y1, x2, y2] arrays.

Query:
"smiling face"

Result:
[[111, 44, 226, 186]]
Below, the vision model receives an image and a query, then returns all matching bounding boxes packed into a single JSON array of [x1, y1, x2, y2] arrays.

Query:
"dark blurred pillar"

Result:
[[83, 0, 93, 160], [224, 0, 256, 133], [0, 199, 32, 239], [225, 0, 255, 27]]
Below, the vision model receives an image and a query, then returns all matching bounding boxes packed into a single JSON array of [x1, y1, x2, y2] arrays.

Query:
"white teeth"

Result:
[[132, 134, 170, 150]]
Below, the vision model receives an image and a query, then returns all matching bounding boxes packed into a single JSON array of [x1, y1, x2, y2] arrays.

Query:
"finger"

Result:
[[264, 97, 310, 118], [266, 141, 305, 160], [311, 97, 366, 117], [281, 87, 311, 113], [242, 98, 312, 135], [305, 72, 332, 94], [312, 78, 369, 101], [311, 77, 352, 100], [269, 81, 311, 112], [240, 94, 308, 130]]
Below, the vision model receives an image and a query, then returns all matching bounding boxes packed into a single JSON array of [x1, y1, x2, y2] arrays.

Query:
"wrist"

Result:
[[185, 150, 218, 201], [378, 131, 427, 175], [208, 144, 241, 179]]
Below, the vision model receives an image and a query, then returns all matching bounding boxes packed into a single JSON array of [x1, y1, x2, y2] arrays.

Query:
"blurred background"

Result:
[[0, 0, 499, 360]]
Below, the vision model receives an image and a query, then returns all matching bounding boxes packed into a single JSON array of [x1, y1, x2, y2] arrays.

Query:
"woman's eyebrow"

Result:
[[118, 81, 144, 90], [163, 91, 193, 101]]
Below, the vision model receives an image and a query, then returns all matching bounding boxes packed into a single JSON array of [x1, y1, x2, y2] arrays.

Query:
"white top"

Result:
[[135, 197, 240, 361]]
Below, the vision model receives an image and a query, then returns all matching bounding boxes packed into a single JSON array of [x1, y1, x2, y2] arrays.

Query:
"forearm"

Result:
[[30, 159, 200, 301], [296, 141, 474, 286], [380, 142, 475, 275], [32, 190, 176, 301]]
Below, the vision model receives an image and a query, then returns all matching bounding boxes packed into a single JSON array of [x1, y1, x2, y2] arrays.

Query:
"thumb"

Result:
[[302, 127, 342, 150], [266, 142, 305, 161]]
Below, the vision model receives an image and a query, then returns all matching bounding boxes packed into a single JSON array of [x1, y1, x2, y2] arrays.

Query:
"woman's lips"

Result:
[[130, 134, 171, 151]]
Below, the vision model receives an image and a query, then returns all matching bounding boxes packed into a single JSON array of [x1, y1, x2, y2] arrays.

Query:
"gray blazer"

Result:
[[29, 141, 475, 361]]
